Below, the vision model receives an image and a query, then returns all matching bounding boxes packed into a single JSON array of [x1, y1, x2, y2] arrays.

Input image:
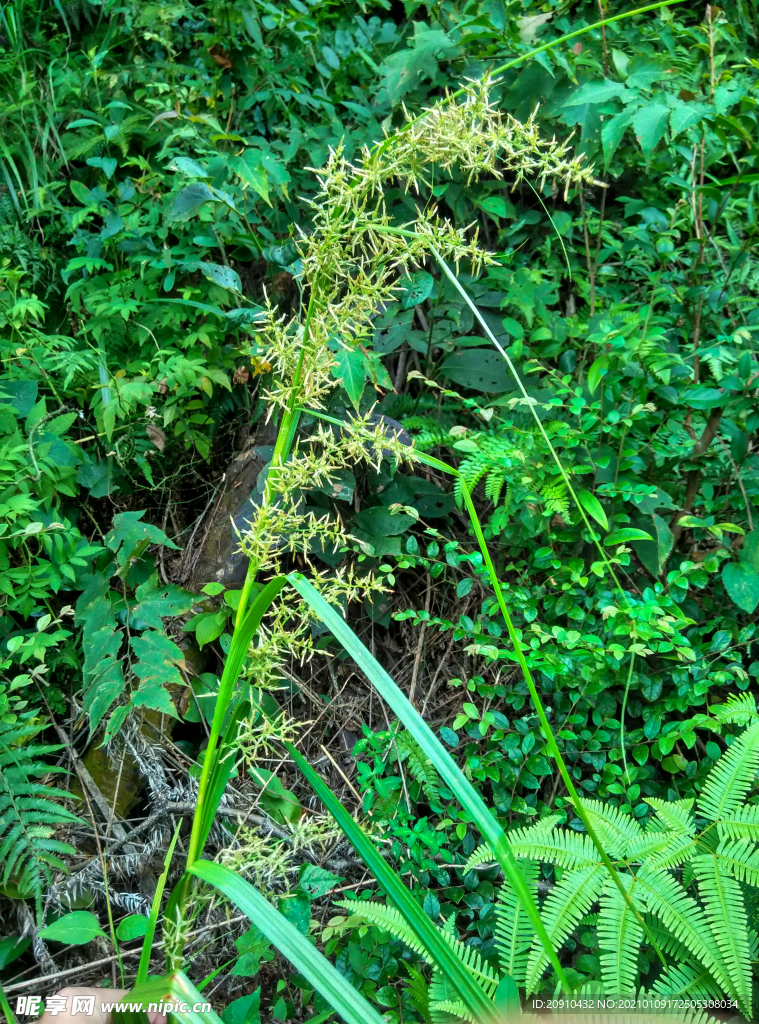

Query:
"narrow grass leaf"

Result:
[[189, 861, 388, 1024]]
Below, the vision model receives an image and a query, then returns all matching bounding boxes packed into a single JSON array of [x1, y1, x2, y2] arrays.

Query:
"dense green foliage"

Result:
[[1, 0, 759, 1020]]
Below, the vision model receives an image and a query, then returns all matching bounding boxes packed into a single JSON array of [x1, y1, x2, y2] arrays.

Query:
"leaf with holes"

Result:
[[723, 562, 759, 614], [166, 182, 217, 222], [131, 577, 195, 630], [400, 270, 434, 309]]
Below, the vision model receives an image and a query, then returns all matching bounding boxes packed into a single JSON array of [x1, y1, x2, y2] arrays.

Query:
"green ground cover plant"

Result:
[[0, 0, 759, 1022]]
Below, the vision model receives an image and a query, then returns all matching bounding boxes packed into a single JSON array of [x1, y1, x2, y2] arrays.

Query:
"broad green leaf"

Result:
[[87, 156, 117, 178], [633, 102, 670, 156], [564, 79, 628, 106], [199, 262, 242, 292], [195, 611, 228, 648], [105, 511, 177, 564], [723, 562, 759, 614], [116, 914, 149, 941], [441, 349, 514, 392], [630, 513, 674, 576], [221, 992, 260, 1024], [602, 108, 635, 165], [476, 196, 515, 220], [0, 936, 30, 969], [332, 347, 365, 411], [670, 102, 712, 136], [166, 182, 217, 222], [353, 506, 415, 537], [225, 307, 266, 328], [577, 489, 608, 531], [381, 24, 457, 106], [228, 150, 270, 205], [741, 531, 759, 571], [400, 270, 434, 308], [84, 658, 125, 737], [626, 56, 668, 90], [40, 911, 107, 945], [587, 354, 608, 395], [130, 630, 184, 716], [131, 576, 195, 629], [298, 863, 344, 899], [169, 156, 209, 177], [604, 528, 654, 546], [189, 861, 389, 1024], [685, 386, 725, 409]]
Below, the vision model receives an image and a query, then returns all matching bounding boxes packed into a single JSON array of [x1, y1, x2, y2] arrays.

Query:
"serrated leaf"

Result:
[[105, 511, 176, 564], [564, 79, 628, 106], [298, 864, 344, 899], [633, 102, 670, 156], [602, 109, 635, 165], [577, 489, 608, 531], [332, 347, 365, 411], [722, 562, 759, 614], [129, 630, 183, 717], [228, 150, 270, 205], [131, 576, 195, 629], [670, 102, 712, 136], [166, 182, 217, 222]]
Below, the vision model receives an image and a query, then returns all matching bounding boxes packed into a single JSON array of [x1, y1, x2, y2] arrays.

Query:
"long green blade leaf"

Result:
[[286, 571, 570, 990], [284, 741, 496, 1019], [113, 972, 223, 1024], [189, 860, 388, 1024]]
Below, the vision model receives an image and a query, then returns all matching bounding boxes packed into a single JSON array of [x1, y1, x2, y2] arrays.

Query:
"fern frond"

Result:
[[715, 803, 759, 840], [453, 456, 490, 507], [335, 899, 500, 995], [334, 899, 427, 959], [405, 965, 433, 1024], [709, 692, 758, 726], [0, 714, 80, 918], [640, 831, 699, 872], [697, 721, 759, 821], [428, 999, 474, 1023], [464, 817, 561, 872], [635, 868, 727, 994], [597, 873, 643, 995], [691, 852, 752, 1017], [395, 732, 440, 807], [463, 843, 497, 872], [644, 797, 696, 836], [510, 826, 602, 870], [579, 798, 641, 857], [525, 865, 606, 993], [651, 964, 725, 1001], [484, 467, 506, 505], [712, 835, 759, 886], [494, 860, 538, 984]]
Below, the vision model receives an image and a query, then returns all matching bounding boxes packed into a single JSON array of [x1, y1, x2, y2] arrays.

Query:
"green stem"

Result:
[[425, 454, 666, 968], [235, 289, 316, 628], [176, 290, 319, 956], [371, 1, 687, 164]]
